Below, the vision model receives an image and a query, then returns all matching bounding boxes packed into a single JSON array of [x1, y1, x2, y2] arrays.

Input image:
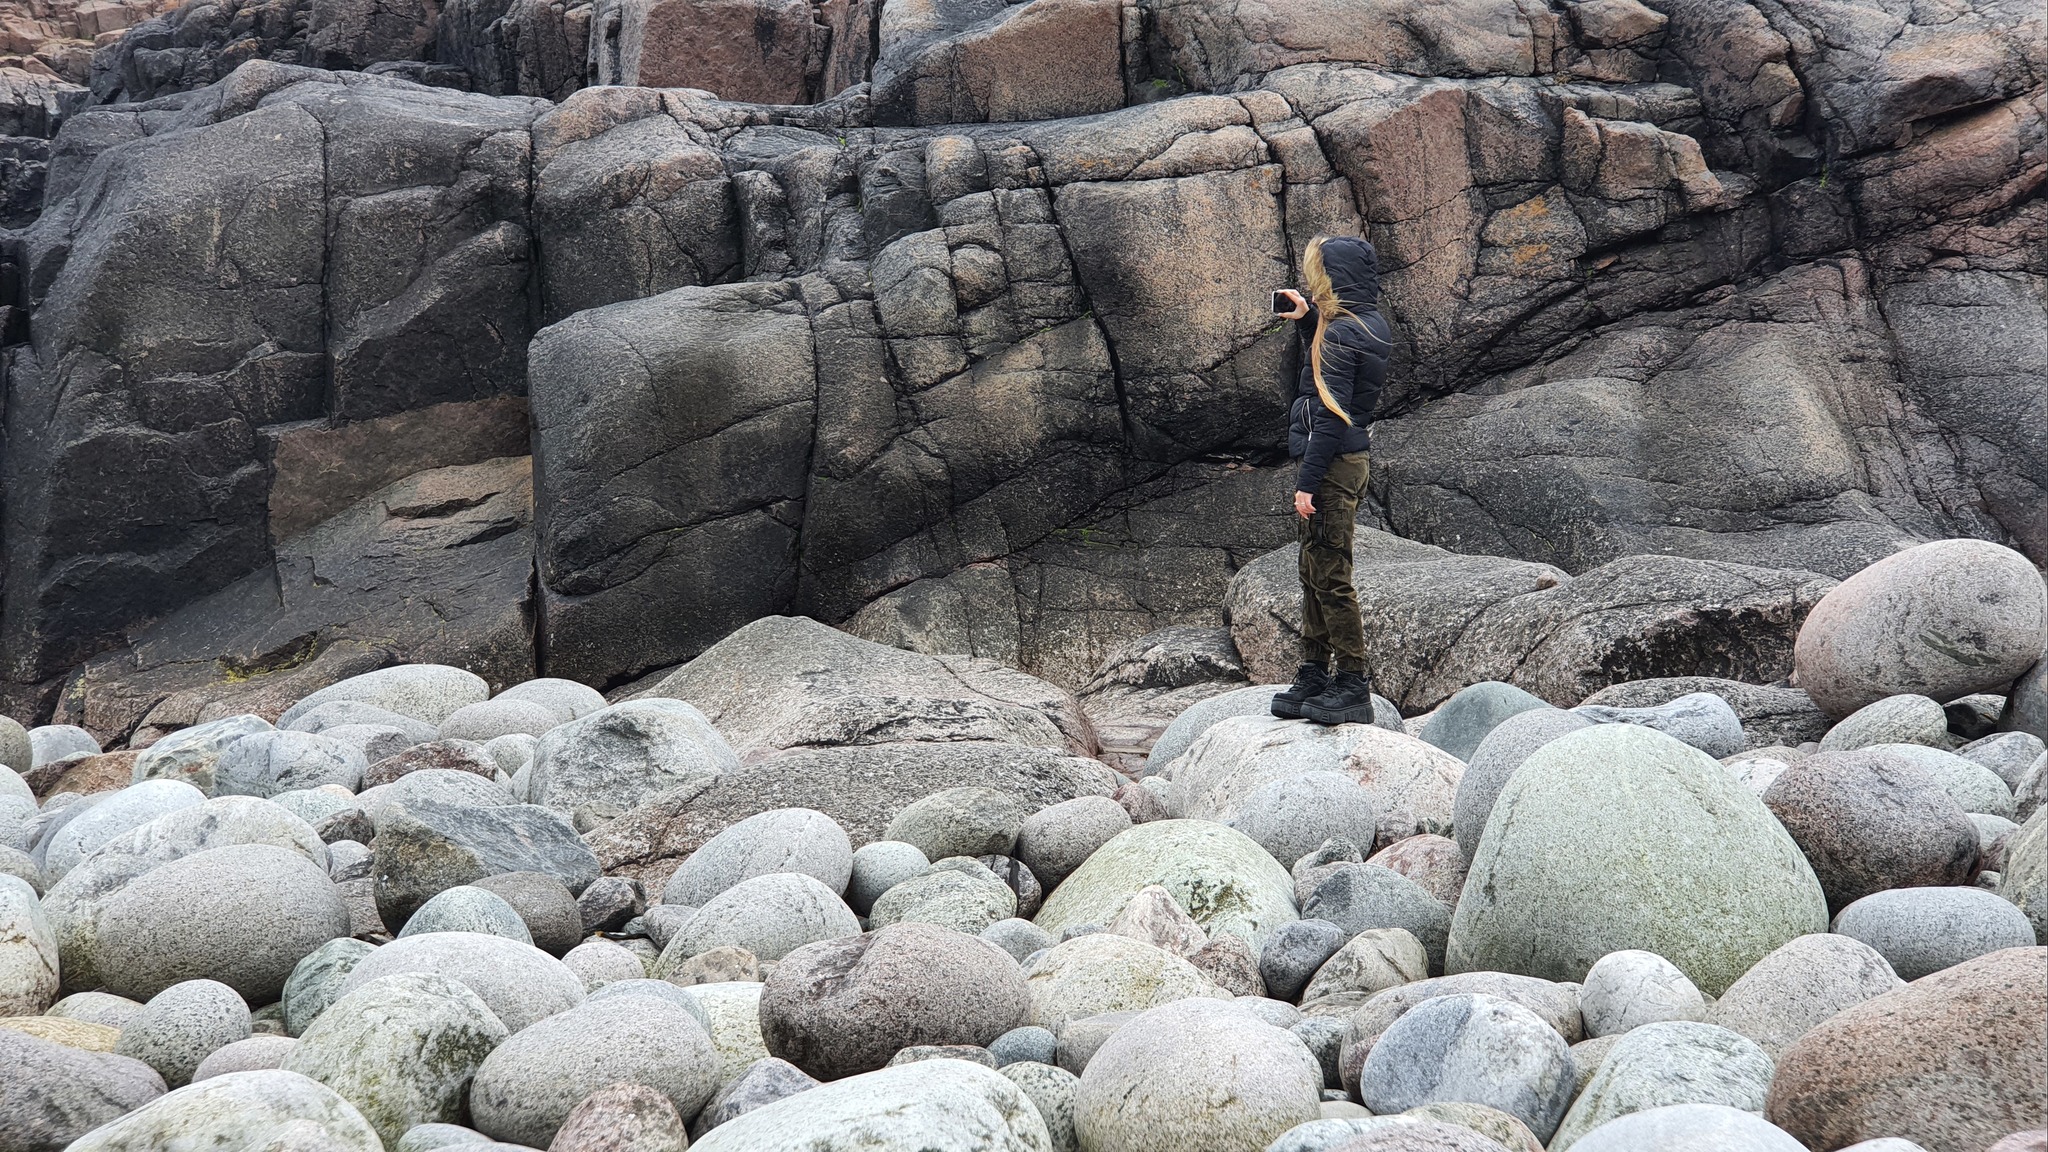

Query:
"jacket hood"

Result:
[[1318, 236, 1380, 312]]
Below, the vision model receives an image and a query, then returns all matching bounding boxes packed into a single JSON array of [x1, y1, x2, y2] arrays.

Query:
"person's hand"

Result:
[[1294, 491, 1315, 519], [1277, 289, 1309, 320]]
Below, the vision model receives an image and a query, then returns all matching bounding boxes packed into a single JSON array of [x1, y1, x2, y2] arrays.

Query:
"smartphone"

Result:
[[1272, 290, 1290, 314]]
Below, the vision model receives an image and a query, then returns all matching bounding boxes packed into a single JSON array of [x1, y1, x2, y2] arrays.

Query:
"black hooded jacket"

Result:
[[1287, 237, 1391, 496]]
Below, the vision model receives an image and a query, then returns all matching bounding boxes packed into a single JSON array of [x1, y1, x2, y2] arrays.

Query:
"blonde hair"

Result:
[[1303, 236, 1368, 426]]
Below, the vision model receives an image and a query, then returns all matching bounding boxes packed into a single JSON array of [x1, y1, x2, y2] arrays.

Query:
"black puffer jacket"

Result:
[[1287, 237, 1391, 496]]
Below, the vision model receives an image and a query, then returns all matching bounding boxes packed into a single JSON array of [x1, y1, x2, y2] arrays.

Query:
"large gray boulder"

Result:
[[654, 872, 860, 966], [689, 1058, 1054, 1151], [1996, 808, 2046, 942], [0, 1029, 166, 1151], [760, 922, 1030, 1080], [1175, 719, 1464, 850], [468, 995, 720, 1147], [1792, 540, 2048, 719], [211, 731, 368, 798], [1706, 933, 1902, 1059], [1452, 708, 1594, 859], [113, 979, 252, 1088], [1829, 887, 2036, 979], [280, 665, 493, 730], [372, 797, 599, 929], [527, 698, 739, 818], [1033, 820, 1298, 950], [1447, 725, 1827, 996], [339, 931, 586, 1033], [61, 1068, 383, 1151], [1577, 678, 1831, 750], [1550, 1022, 1775, 1150], [1075, 998, 1322, 1152], [1574, 693, 1745, 759], [661, 807, 855, 907], [41, 780, 206, 882], [1566, 1104, 1808, 1152], [1356, 992, 1575, 1141], [1762, 750, 1983, 912], [130, 715, 275, 793], [0, 874, 58, 1015]]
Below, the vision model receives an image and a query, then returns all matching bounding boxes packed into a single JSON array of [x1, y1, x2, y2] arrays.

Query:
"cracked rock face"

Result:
[[4, 0, 2042, 725]]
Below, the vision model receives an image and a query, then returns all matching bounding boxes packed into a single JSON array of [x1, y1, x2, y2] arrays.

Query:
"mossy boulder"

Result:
[[1033, 820, 1296, 949]]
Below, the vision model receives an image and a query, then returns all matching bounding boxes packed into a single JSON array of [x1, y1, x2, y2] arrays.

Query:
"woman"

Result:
[[1268, 235, 1392, 726]]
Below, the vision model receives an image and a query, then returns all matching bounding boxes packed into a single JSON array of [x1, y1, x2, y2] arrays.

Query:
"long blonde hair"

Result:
[[1303, 236, 1367, 426]]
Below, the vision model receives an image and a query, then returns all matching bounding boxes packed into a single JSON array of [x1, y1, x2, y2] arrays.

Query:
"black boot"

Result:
[[1270, 663, 1330, 719], [1301, 669, 1378, 726]]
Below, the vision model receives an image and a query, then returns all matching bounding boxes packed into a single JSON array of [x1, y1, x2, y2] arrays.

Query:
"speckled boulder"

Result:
[[1763, 750, 1983, 913], [654, 872, 860, 966], [1579, 950, 1705, 1037], [1023, 932, 1228, 1034], [1447, 726, 1826, 995], [1076, 998, 1322, 1152], [113, 979, 251, 1088], [1566, 1103, 1807, 1152], [1357, 993, 1574, 1141], [1705, 933, 1902, 1059], [1034, 820, 1297, 950], [339, 931, 585, 1033], [688, 1058, 1052, 1150], [469, 995, 719, 1147], [1831, 887, 2036, 980], [1551, 1022, 1775, 1150], [663, 808, 854, 907], [61, 1068, 383, 1151]]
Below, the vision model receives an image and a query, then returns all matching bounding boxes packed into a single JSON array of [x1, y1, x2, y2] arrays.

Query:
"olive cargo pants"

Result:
[[1298, 451, 1370, 672]]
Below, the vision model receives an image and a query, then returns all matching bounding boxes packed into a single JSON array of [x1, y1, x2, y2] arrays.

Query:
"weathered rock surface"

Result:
[[689, 1058, 1052, 1150], [1034, 819, 1297, 949]]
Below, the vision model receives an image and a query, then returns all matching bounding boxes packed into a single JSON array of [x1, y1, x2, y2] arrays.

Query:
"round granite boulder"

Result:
[[339, 931, 585, 1033], [1762, 750, 1982, 913], [1830, 887, 2036, 980], [1448, 726, 1825, 995], [62, 1068, 382, 1151], [1076, 997, 1322, 1152], [1034, 820, 1297, 950], [664, 807, 854, 907], [1357, 992, 1574, 1141], [1793, 539, 2048, 720], [469, 994, 719, 1147], [1453, 709, 1595, 859], [1706, 933, 1901, 1059], [1551, 1022, 1775, 1150]]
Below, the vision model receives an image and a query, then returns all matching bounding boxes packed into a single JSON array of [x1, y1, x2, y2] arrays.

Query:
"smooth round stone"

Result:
[[1722, 749, 1796, 796], [761, 921, 1029, 1080], [561, 938, 646, 989], [438, 699, 560, 743], [1023, 932, 1228, 1034], [493, 678, 607, 723], [469, 995, 719, 1148], [1830, 887, 2035, 980], [1034, 820, 1297, 950], [1173, 720, 1461, 850], [1792, 539, 2048, 719], [192, 1034, 298, 1081], [1567, 1103, 1807, 1152], [1707, 933, 1901, 1059], [1302, 864, 1451, 974], [58, 1069, 376, 1150], [1338, 973, 1585, 1096], [680, 981, 769, 1084], [48, 990, 148, 1029], [1056, 1010, 1141, 1075], [281, 665, 491, 729], [282, 937, 378, 1037], [1447, 725, 1827, 996], [1762, 750, 1983, 912], [282, 972, 508, 1145], [884, 786, 1027, 861], [212, 731, 367, 799], [1550, 1022, 1774, 1150], [115, 979, 252, 1088], [527, 699, 738, 816], [0, 843, 39, 894], [983, 917, 1055, 962], [94, 842, 351, 1003], [584, 978, 713, 1030], [1580, 950, 1705, 1037], [664, 808, 854, 907], [43, 780, 207, 881], [1001, 1060, 1080, 1152], [130, 716, 277, 794], [990, 1024, 1058, 1066], [1817, 694, 1950, 752], [340, 931, 585, 1033], [1366, 835, 1468, 907], [0, 716, 30, 774], [1261, 918, 1347, 1003], [290, 700, 438, 742], [870, 859, 1016, 935], [688, 1059, 1053, 1151], [1767, 948, 2044, 1151], [29, 725, 100, 768], [356, 769, 515, 828], [845, 840, 928, 915], [1075, 997, 1322, 1152], [1016, 796, 1131, 889], [481, 733, 538, 779], [550, 1081, 688, 1149], [654, 872, 858, 968], [0, 872, 58, 1014], [392, 1122, 496, 1150], [694, 1056, 820, 1135], [1995, 809, 2045, 942], [1147, 685, 1295, 772], [1575, 693, 1745, 759], [1232, 772, 1378, 870], [1300, 928, 1429, 1003], [1458, 688, 1597, 860], [1358, 993, 1573, 1142], [1420, 682, 1554, 762], [1960, 731, 2047, 790], [467, 871, 583, 957], [398, 885, 533, 944]]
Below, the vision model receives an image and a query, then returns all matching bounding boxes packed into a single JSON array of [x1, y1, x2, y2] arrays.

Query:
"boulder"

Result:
[[339, 931, 585, 1033], [280, 666, 492, 730], [1231, 772, 1380, 869], [0, 1029, 165, 1150], [1766, 947, 2048, 1152], [469, 871, 585, 956], [373, 798, 599, 929], [693, 1056, 820, 1134], [528, 698, 739, 818], [191, 1035, 296, 1082], [1793, 540, 2048, 719], [438, 698, 560, 742], [1033, 820, 1298, 950], [1173, 719, 1464, 851], [1147, 686, 1294, 772], [282, 938, 379, 1037], [1565, 1104, 1808, 1152], [1762, 750, 1983, 912], [870, 858, 1017, 934], [689, 1058, 1053, 1150], [1997, 809, 2046, 942], [358, 770, 516, 828], [1577, 678, 1831, 751], [1962, 732, 2048, 791], [1865, 743, 2017, 817], [288, 702, 441, 745], [1366, 836, 1468, 907], [663, 807, 853, 907], [846, 840, 930, 915], [680, 980, 770, 1084], [1024, 933, 1228, 1034], [495, 678, 607, 722], [1579, 950, 1705, 1037], [1300, 928, 1429, 1003], [92, 842, 350, 1003], [1453, 709, 1594, 858], [469, 995, 719, 1147], [1818, 694, 1951, 752], [653, 872, 859, 966], [1301, 865, 1452, 974], [1422, 684, 1555, 762], [1000, 1060, 1080, 1152], [1550, 1022, 1775, 1150], [1075, 997, 1322, 1152], [61, 1068, 383, 1151], [559, 938, 644, 989], [211, 731, 367, 799], [0, 874, 58, 1015], [113, 979, 251, 1088], [1261, 919, 1348, 1003], [550, 1080, 689, 1150], [884, 787, 1027, 861], [1015, 796, 1130, 889], [362, 740, 499, 790], [761, 922, 1030, 1080], [1707, 933, 1902, 1059], [1574, 693, 1745, 759], [1358, 992, 1574, 1142], [1830, 887, 2036, 980], [1337, 973, 1587, 1094], [282, 972, 508, 1145], [130, 715, 275, 793], [2002, 655, 2047, 740], [43, 780, 207, 881], [1106, 884, 1207, 959], [397, 885, 534, 944], [1447, 725, 1827, 995]]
